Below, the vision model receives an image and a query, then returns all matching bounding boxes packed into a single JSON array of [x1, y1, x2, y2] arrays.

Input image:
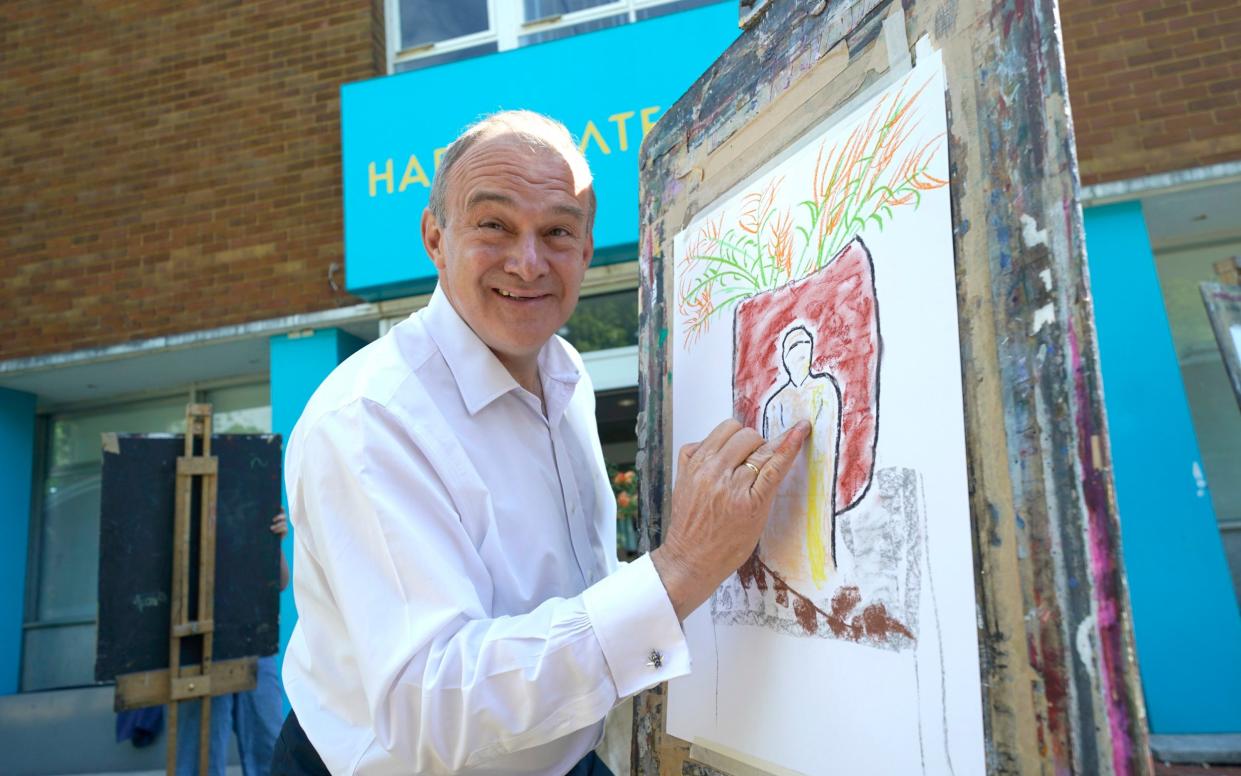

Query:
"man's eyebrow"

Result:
[[466, 190, 586, 221], [466, 190, 517, 210], [550, 202, 587, 221]]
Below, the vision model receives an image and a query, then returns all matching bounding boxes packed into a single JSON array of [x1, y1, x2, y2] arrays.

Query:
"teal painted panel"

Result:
[[0, 388, 36, 695], [1084, 201, 1241, 733], [269, 329, 364, 711], [340, 1, 738, 299]]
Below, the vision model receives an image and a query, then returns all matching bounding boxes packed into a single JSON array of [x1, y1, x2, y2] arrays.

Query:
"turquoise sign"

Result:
[[340, 2, 738, 299]]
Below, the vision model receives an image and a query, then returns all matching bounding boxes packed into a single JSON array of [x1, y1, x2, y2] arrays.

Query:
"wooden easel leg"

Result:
[[198, 695, 211, 776], [167, 699, 178, 776], [169, 404, 221, 776], [197, 412, 217, 776]]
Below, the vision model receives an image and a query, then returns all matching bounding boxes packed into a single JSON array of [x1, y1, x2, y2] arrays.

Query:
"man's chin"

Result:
[[483, 330, 553, 366]]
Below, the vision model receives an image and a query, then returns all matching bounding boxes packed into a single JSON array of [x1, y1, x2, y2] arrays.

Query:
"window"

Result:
[[557, 288, 639, 352], [389, 0, 722, 73], [400, 1, 490, 49], [22, 383, 270, 691], [1144, 177, 1241, 604]]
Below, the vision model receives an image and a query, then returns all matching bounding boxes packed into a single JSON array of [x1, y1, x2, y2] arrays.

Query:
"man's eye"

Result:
[[548, 227, 572, 237], [481, 221, 504, 230]]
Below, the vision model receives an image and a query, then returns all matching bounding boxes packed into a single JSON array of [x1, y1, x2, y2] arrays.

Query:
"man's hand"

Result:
[[651, 418, 811, 620]]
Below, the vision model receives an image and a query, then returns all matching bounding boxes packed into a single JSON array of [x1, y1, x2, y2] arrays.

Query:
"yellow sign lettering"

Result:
[[368, 159, 394, 197], [399, 154, 430, 192], [369, 105, 663, 201], [579, 119, 612, 156], [640, 105, 661, 138], [607, 111, 636, 152]]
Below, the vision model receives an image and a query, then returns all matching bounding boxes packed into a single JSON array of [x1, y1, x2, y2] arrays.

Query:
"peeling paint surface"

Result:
[[1021, 213, 1050, 249], [1031, 303, 1056, 334]]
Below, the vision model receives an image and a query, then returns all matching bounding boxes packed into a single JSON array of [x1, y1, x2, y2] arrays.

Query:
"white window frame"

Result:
[[386, 0, 719, 73]]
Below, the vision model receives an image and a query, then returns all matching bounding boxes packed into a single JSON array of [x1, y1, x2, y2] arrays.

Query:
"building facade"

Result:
[[1062, 0, 1241, 752], [0, 1, 734, 771], [0, 0, 1237, 772]]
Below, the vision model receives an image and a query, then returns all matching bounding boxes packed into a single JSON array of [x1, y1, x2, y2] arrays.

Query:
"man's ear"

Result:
[[580, 230, 594, 271], [421, 208, 446, 271]]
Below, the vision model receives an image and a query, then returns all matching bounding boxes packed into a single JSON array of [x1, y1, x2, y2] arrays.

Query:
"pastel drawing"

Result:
[[675, 71, 948, 647]]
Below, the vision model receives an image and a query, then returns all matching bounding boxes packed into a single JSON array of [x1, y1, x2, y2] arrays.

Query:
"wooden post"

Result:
[[634, 0, 1150, 773]]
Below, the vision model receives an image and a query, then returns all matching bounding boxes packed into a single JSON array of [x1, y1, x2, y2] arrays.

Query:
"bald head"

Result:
[[428, 110, 596, 228]]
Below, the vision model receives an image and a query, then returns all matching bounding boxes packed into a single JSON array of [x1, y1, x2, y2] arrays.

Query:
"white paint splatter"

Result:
[[1039, 268, 1053, 291], [1075, 613, 1097, 679], [1031, 303, 1055, 334], [1193, 461, 1208, 498], [1020, 213, 1049, 249]]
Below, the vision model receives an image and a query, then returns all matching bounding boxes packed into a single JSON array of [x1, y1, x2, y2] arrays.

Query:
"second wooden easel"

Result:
[[108, 403, 262, 773]]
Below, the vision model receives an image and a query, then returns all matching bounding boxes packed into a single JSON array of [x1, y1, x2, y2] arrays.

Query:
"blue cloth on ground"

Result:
[[117, 705, 164, 748]]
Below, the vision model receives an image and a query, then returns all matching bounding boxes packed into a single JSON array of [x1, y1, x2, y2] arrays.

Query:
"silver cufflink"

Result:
[[646, 649, 662, 669]]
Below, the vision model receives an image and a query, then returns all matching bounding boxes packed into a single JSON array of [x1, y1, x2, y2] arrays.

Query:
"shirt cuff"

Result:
[[582, 553, 691, 699]]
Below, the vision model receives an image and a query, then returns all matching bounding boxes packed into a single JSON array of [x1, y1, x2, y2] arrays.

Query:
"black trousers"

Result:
[[271, 710, 330, 776], [271, 710, 614, 776]]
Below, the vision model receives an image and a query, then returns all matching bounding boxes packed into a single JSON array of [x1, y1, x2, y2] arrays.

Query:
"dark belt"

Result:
[[271, 709, 615, 776]]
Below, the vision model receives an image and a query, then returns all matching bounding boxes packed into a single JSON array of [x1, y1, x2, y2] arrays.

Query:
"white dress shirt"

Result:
[[282, 287, 690, 775]]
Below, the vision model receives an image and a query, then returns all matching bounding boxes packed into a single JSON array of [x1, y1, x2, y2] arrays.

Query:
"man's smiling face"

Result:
[[422, 130, 594, 382]]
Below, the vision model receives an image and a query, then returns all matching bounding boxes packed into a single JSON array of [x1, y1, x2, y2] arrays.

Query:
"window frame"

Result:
[[387, 0, 719, 73]]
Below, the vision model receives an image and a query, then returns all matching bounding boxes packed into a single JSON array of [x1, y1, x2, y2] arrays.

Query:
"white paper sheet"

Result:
[[666, 52, 984, 775]]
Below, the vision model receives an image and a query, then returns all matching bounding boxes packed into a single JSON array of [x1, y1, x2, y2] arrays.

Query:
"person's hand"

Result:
[[651, 418, 810, 620], [272, 510, 292, 591]]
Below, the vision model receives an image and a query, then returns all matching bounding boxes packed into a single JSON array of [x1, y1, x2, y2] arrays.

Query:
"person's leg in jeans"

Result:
[[234, 655, 283, 775], [175, 693, 233, 776]]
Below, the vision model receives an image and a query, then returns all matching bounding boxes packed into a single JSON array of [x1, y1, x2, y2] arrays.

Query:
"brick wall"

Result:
[[0, 1, 380, 361], [1062, 0, 1241, 186]]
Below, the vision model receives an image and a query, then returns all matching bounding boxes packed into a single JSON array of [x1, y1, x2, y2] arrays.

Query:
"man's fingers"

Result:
[[678, 442, 702, 470], [716, 425, 765, 470], [753, 421, 811, 497], [738, 443, 776, 482], [693, 418, 743, 459]]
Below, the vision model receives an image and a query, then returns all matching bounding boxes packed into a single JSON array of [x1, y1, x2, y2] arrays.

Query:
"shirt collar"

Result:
[[421, 286, 581, 417]]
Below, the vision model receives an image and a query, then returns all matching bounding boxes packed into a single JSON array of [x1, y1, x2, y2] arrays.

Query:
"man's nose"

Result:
[[505, 231, 548, 281]]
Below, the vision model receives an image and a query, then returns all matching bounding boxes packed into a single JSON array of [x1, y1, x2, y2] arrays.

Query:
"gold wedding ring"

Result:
[[742, 461, 761, 476]]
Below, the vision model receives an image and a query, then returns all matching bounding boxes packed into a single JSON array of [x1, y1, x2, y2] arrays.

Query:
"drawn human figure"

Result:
[[759, 325, 843, 592]]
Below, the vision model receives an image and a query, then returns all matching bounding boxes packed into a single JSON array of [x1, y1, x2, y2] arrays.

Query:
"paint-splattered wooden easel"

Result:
[[633, 1, 1150, 774]]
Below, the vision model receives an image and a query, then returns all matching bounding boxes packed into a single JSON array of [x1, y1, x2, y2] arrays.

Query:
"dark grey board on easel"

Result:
[[95, 433, 283, 681]]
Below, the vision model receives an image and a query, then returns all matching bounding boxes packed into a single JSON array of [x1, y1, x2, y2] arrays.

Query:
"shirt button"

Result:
[[646, 649, 663, 669]]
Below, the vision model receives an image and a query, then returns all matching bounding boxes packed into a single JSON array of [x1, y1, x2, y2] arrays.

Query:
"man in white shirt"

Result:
[[272, 111, 809, 776]]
